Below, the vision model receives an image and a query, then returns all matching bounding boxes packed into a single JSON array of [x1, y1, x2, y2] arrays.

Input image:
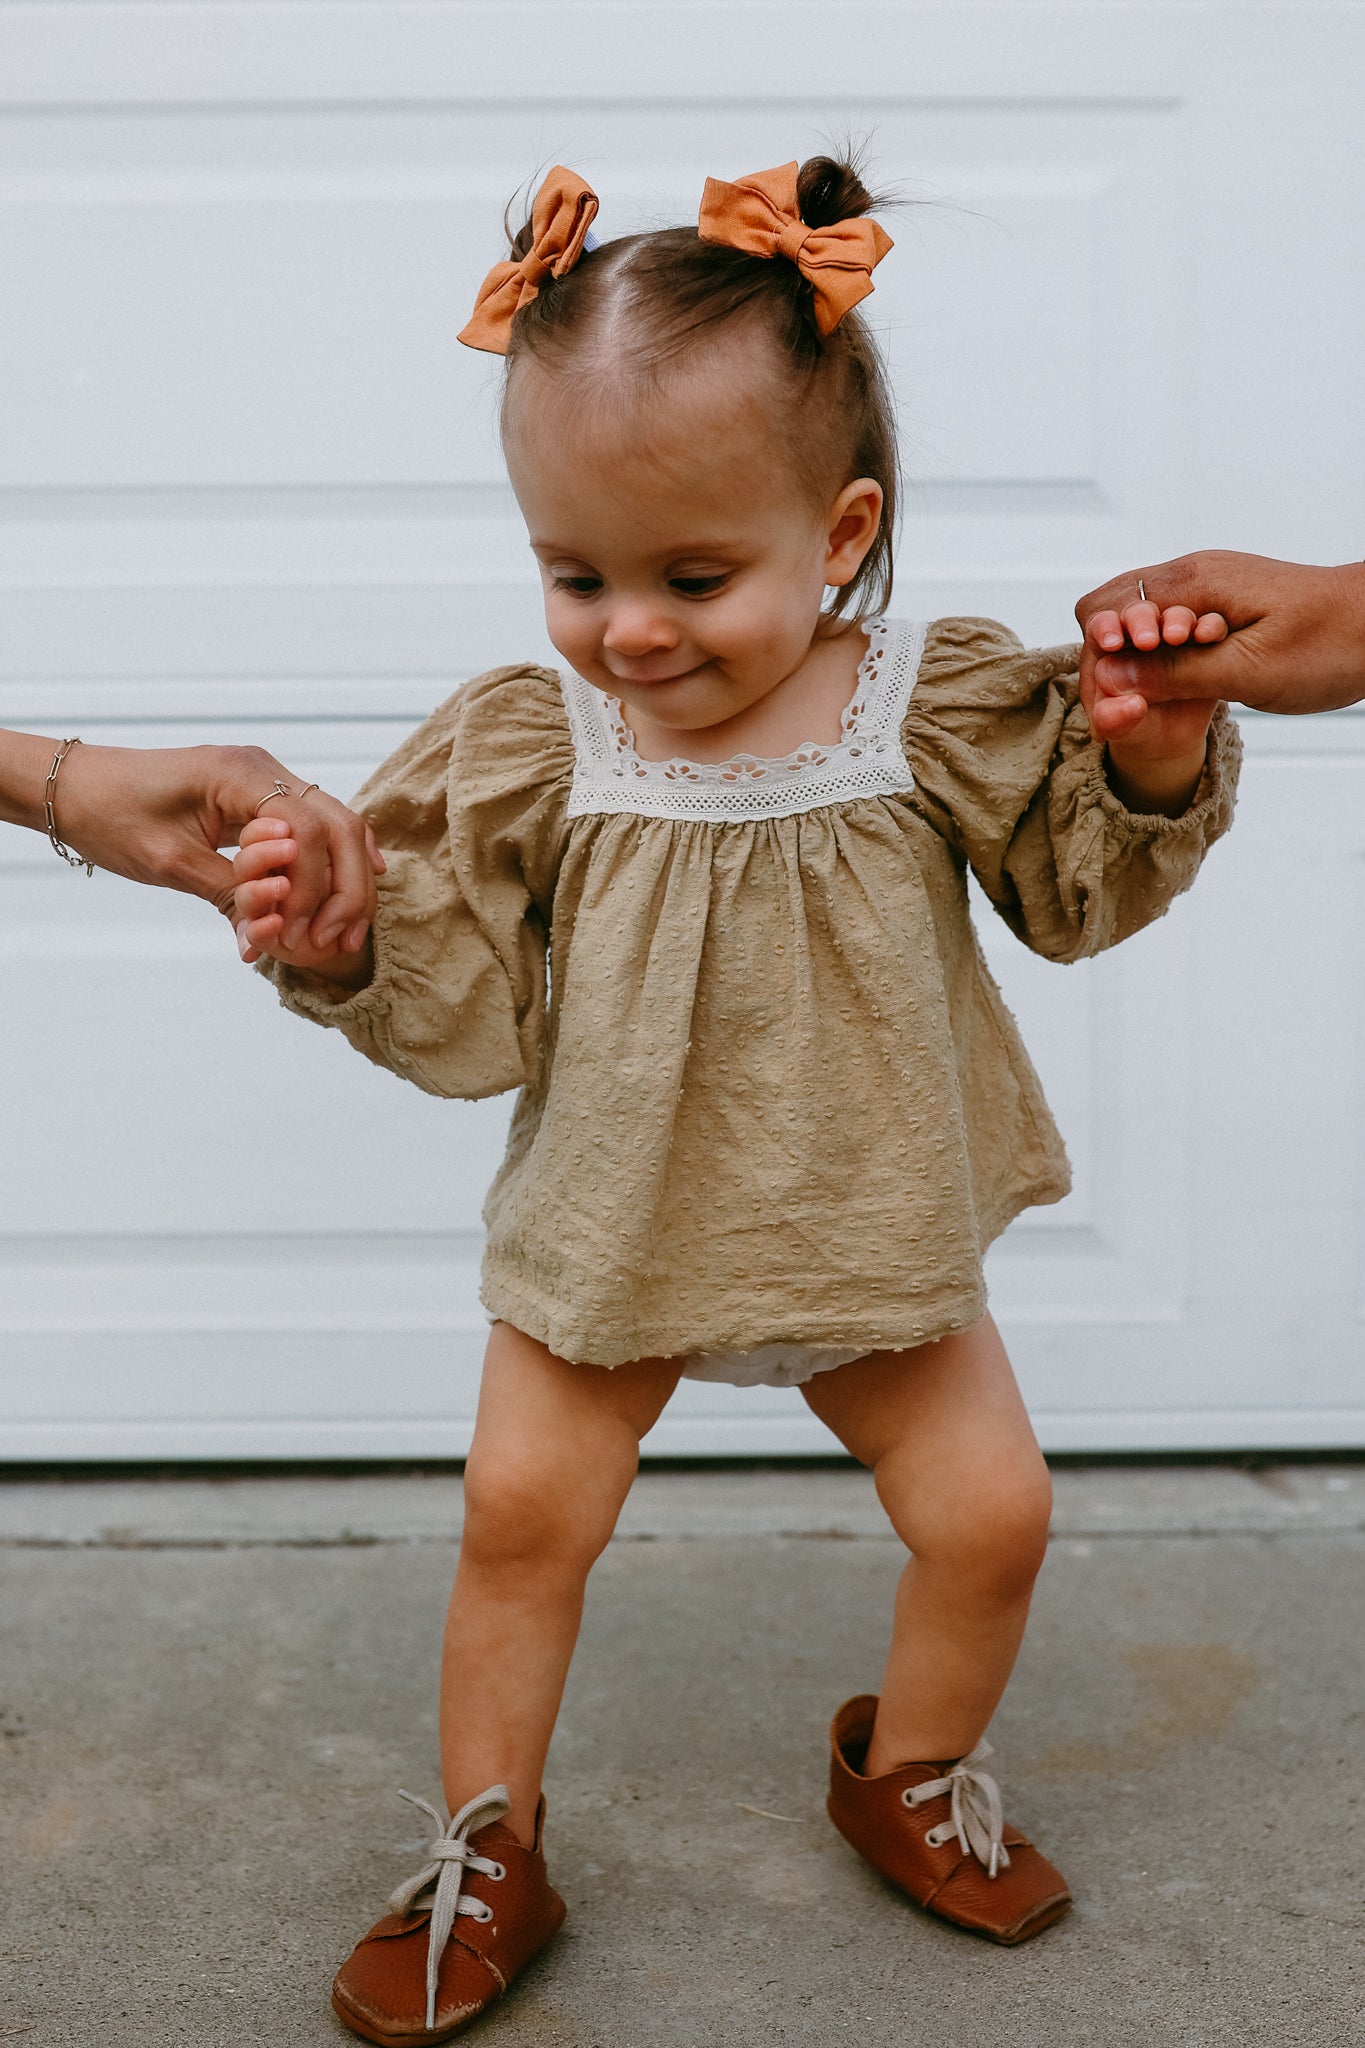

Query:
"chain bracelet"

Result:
[[44, 737, 94, 876]]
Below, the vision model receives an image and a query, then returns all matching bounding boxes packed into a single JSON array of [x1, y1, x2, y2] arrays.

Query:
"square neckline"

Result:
[[603, 616, 880, 776], [559, 617, 929, 825]]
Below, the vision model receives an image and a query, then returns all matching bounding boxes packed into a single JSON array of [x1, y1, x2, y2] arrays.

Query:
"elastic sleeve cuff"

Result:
[[254, 879, 407, 1028]]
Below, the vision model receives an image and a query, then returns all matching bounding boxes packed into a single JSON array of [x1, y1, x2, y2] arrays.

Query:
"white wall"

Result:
[[2, 2, 1363, 1458]]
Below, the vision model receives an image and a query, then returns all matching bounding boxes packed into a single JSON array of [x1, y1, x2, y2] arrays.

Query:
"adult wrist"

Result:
[[0, 728, 61, 832]]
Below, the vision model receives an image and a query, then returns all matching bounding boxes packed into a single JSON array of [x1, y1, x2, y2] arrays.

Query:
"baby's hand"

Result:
[[233, 816, 377, 985], [1081, 598, 1228, 745], [1078, 600, 1228, 815]]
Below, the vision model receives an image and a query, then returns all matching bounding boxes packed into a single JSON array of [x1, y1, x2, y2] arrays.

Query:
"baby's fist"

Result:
[[233, 818, 373, 985], [1082, 598, 1228, 743]]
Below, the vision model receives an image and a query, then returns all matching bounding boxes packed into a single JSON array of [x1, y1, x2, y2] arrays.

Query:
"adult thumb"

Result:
[[162, 840, 241, 916], [1093, 640, 1240, 706]]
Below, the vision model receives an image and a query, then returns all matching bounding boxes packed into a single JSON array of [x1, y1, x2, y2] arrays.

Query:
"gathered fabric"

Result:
[[905, 1741, 1011, 1878], [698, 160, 893, 333], [262, 617, 1240, 1375], [458, 166, 598, 354], [386, 1786, 511, 2029]]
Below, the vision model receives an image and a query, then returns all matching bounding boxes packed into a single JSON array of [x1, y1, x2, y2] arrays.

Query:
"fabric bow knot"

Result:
[[387, 1784, 511, 2029], [697, 161, 892, 335], [459, 167, 598, 354], [905, 1740, 1011, 1879]]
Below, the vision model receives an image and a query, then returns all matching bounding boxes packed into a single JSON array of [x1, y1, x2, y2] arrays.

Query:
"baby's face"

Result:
[[505, 358, 852, 740]]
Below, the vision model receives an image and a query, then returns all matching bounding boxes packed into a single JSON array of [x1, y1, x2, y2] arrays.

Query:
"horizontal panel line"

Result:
[[0, 1231, 484, 1263], [3, 1412, 1363, 1464], [0, 94, 1187, 118], [6, 692, 1365, 731], [0, 480, 1107, 522], [0, 485, 518, 521]]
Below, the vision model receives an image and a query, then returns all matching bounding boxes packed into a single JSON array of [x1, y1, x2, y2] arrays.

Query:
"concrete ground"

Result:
[[2, 1462, 1362, 2048]]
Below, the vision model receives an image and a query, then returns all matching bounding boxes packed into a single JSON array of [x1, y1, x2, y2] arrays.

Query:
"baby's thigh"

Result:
[[800, 1316, 1051, 1557]]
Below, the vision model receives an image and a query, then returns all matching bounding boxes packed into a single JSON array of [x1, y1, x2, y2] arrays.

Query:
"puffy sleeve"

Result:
[[261, 663, 574, 1098], [904, 616, 1241, 963]]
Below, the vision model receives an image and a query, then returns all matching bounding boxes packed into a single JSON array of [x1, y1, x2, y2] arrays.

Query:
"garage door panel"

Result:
[[2, 2, 1362, 1457]]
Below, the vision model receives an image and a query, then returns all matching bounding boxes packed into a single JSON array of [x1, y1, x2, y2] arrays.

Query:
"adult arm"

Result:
[[1075, 553, 1365, 717], [0, 730, 381, 949]]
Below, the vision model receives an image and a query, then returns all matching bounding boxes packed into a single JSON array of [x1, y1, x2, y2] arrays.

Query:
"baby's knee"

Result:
[[460, 1437, 626, 1576], [952, 1457, 1053, 1591], [974, 1459, 1053, 1585], [888, 1449, 1053, 1592]]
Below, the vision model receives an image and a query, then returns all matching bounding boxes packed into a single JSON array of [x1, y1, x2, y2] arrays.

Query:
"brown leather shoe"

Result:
[[331, 1786, 567, 2045], [827, 1696, 1071, 1944]]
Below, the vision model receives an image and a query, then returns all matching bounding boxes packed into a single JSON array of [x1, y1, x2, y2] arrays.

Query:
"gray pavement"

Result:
[[3, 1462, 1362, 2047]]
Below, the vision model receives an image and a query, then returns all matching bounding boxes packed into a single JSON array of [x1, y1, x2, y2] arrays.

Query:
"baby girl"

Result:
[[234, 156, 1238, 2044]]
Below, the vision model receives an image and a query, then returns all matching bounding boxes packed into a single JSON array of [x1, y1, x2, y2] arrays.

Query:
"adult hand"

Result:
[[1, 733, 383, 947], [1075, 553, 1365, 717]]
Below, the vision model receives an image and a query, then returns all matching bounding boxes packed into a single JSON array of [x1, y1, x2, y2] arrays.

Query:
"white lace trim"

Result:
[[561, 617, 926, 822]]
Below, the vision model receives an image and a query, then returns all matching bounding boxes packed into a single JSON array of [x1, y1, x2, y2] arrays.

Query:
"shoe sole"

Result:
[[938, 1890, 1074, 1945], [330, 1988, 481, 2047]]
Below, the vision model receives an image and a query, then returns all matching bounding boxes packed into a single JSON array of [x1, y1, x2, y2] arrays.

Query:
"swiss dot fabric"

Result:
[[262, 617, 1239, 1372]]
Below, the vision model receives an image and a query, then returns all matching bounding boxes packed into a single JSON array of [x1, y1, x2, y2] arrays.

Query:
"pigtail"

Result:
[[787, 153, 898, 622], [795, 153, 886, 233], [503, 194, 538, 267]]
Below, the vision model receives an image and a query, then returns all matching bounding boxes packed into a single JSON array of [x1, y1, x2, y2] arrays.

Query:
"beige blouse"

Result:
[[263, 617, 1239, 1371]]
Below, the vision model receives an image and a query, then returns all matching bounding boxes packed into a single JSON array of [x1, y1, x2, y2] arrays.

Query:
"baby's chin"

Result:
[[579, 661, 722, 717], [611, 679, 756, 739]]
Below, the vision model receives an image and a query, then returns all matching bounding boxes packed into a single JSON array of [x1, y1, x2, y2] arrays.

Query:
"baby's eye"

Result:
[[670, 574, 730, 598], [551, 574, 603, 597]]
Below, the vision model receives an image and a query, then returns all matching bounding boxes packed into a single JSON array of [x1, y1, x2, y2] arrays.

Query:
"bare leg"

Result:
[[440, 1322, 682, 1844], [801, 1315, 1052, 1772]]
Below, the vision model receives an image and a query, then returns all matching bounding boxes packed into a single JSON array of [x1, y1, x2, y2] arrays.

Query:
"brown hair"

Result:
[[498, 155, 898, 623]]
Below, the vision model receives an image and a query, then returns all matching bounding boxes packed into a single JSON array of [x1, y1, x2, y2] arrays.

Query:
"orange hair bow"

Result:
[[458, 166, 599, 355], [697, 161, 892, 335]]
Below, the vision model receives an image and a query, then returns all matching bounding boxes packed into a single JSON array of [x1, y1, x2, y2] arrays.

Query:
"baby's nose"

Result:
[[601, 605, 678, 656]]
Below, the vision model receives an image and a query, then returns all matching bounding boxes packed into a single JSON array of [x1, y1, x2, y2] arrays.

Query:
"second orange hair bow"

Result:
[[697, 161, 892, 335], [459, 166, 599, 355]]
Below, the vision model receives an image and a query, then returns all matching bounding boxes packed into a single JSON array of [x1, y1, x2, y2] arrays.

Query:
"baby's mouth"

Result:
[[610, 660, 706, 688]]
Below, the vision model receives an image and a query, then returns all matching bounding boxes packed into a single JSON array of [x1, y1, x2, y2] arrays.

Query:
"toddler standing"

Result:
[[235, 157, 1239, 2045]]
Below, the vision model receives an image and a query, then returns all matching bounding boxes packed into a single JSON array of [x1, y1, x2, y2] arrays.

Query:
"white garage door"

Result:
[[2, 2, 1363, 1458]]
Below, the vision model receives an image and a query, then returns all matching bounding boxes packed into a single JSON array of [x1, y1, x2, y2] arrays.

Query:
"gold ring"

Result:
[[1137, 578, 1147, 603], [295, 782, 320, 800], [253, 780, 292, 816]]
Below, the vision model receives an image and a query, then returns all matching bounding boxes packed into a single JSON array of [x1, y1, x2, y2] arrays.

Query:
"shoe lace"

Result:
[[903, 1741, 1011, 1879], [387, 1785, 511, 2030]]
